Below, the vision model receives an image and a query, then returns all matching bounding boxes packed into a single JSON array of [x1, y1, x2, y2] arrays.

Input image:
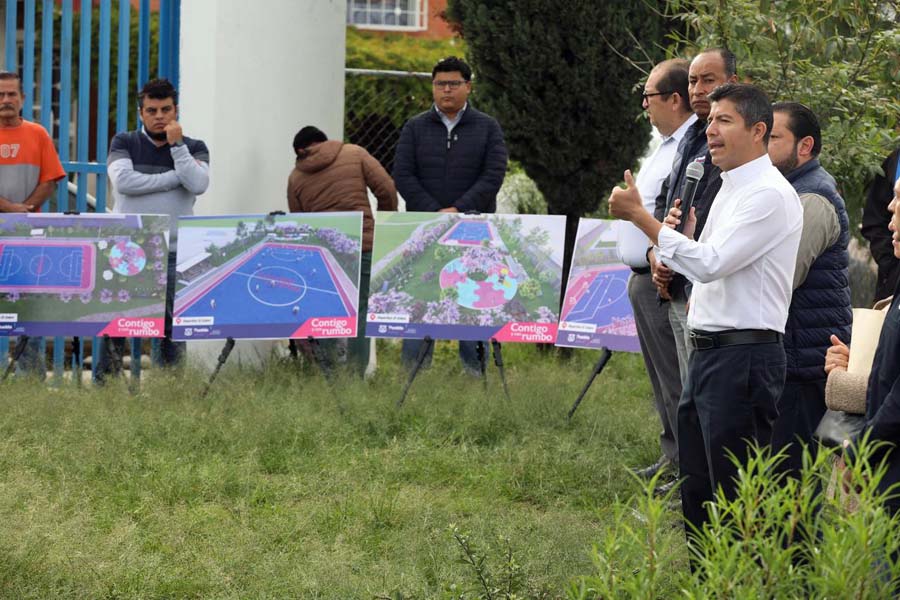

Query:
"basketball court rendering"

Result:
[[437, 219, 501, 247], [555, 218, 640, 352]]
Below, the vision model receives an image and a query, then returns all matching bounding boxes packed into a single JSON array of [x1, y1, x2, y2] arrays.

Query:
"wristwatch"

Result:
[[171, 140, 184, 147]]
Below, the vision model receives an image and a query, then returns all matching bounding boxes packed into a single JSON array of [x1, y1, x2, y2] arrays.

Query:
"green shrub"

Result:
[[570, 439, 900, 598]]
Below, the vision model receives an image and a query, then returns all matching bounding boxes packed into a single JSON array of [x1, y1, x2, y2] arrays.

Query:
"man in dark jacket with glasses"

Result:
[[393, 56, 508, 376]]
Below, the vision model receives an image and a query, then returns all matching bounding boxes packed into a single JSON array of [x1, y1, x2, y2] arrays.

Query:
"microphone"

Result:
[[675, 161, 704, 234]]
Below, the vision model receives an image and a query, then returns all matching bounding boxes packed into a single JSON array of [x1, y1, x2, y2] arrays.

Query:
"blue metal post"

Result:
[[171, 0, 180, 90], [40, 0, 53, 133], [55, 0, 73, 215], [158, 0, 170, 80], [4, 0, 17, 71], [138, 0, 150, 88], [76, 0, 92, 214], [53, 0, 74, 380], [22, 0, 36, 121], [92, 0, 112, 380], [116, 0, 130, 132], [136, 0, 150, 133]]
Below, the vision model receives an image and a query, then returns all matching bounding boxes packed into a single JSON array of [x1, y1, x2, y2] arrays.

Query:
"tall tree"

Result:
[[444, 0, 667, 278], [667, 0, 900, 231]]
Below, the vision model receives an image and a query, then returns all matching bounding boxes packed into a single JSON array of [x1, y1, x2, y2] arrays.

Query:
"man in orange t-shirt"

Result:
[[0, 70, 66, 377], [0, 71, 65, 210]]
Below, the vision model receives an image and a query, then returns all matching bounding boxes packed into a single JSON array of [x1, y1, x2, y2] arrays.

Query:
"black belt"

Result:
[[631, 266, 651, 275], [688, 329, 782, 350]]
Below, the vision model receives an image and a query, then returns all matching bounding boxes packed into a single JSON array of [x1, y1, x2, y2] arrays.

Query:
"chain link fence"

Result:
[[344, 68, 432, 175]]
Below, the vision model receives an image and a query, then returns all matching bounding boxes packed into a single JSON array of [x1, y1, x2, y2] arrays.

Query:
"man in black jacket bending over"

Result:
[[393, 56, 508, 375]]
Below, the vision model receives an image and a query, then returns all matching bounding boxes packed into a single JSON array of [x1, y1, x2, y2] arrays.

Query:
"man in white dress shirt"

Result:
[[616, 59, 697, 483], [608, 83, 803, 541]]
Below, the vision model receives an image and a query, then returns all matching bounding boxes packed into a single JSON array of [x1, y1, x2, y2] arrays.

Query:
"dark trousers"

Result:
[[15, 336, 45, 379], [96, 252, 183, 381], [772, 379, 827, 476], [678, 341, 786, 537], [628, 272, 683, 465], [401, 338, 486, 375]]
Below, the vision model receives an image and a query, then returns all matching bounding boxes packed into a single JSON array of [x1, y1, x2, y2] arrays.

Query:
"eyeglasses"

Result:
[[432, 80, 467, 90], [641, 90, 674, 102]]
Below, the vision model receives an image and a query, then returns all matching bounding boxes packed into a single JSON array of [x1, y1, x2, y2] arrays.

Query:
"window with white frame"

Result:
[[347, 0, 427, 31]]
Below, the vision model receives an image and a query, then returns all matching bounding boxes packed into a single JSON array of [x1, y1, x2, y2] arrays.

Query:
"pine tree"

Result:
[[443, 0, 666, 286]]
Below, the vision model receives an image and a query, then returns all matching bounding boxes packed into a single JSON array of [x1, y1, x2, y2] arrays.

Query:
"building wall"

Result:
[[180, 0, 346, 216], [179, 0, 347, 367], [407, 0, 454, 40]]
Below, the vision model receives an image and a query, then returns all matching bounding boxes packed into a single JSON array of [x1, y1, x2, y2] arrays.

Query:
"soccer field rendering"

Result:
[[0, 213, 170, 337], [172, 213, 362, 340]]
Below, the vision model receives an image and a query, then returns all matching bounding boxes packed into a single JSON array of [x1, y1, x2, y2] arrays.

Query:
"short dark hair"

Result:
[[653, 59, 691, 112], [432, 56, 472, 81], [138, 78, 177, 108], [292, 126, 328, 153], [708, 83, 773, 144], [772, 101, 822, 157], [698, 47, 737, 78], [0, 71, 23, 92]]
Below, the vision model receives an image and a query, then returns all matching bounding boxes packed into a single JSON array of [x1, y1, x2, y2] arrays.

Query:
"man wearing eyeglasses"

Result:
[[616, 59, 696, 488], [651, 49, 738, 395], [393, 56, 508, 376]]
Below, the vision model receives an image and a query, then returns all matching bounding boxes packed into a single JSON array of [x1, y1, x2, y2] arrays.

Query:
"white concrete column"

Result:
[[178, 0, 347, 368]]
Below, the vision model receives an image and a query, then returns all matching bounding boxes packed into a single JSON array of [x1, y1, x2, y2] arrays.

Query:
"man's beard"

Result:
[[774, 144, 799, 175], [146, 128, 167, 141]]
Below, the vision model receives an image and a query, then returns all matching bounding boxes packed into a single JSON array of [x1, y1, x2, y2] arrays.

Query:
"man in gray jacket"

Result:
[[100, 78, 209, 379]]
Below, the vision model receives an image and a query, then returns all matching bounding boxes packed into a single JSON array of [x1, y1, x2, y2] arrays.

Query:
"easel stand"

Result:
[[490, 338, 511, 402], [567, 347, 613, 421], [72, 336, 83, 387], [476, 341, 487, 388], [201, 337, 235, 399], [2, 335, 31, 382], [397, 336, 434, 408]]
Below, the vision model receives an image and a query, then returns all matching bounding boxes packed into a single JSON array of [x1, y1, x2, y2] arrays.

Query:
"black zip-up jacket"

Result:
[[861, 147, 900, 301], [393, 104, 508, 213]]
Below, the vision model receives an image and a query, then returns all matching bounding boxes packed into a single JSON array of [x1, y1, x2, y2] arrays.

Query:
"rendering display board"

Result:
[[367, 212, 565, 343], [0, 213, 170, 337], [556, 219, 640, 352], [172, 212, 362, 340]]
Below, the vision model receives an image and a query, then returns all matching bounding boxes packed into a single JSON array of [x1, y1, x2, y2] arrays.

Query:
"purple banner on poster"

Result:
[[555, 219, 640, 352], [366, 212, 565, 342], [171, 212, 363, 341], [0, 213, 170, 337]]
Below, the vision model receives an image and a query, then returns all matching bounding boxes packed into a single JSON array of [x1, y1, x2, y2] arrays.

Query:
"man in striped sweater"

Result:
[[100, 78, 209, 380]]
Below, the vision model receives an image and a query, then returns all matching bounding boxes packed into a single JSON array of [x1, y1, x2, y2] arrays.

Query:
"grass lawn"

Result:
[[0, 342, 686, 598]]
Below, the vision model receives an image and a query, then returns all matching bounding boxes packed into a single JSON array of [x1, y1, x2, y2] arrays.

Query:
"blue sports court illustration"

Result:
[[175, 243, 353, 326], [561, 266, 632, 326], [439, 220, 496, 246], [0, 241, 94, 293]]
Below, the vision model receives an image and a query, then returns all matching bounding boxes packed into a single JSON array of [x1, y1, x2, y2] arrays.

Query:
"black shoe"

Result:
[[631, 457, 672, 480], [654, 478, 680, 497]]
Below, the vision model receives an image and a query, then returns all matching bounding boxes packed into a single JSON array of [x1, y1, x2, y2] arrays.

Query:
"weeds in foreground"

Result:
[[570, 438, 900, 599]]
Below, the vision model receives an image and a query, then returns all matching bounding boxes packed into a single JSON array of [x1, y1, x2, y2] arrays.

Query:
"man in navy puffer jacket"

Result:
[[393, 56, 508, 375], [767, 102, 852, 475]]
